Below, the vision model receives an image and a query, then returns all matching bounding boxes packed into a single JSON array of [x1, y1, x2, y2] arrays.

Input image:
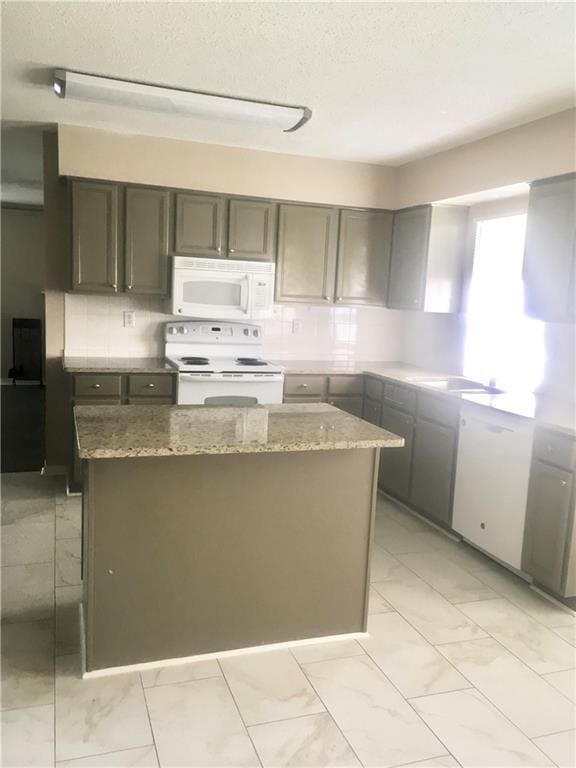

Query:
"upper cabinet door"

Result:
[[125, 187, 170, 296], [387, 206, 431, 310], [72, 181, 120, 293], [228, 199, 277, 261], [336, 209, 392, 306], [523, 175, 576, 322], [275, 204, 338, 304], [174, 193, 226, 257]]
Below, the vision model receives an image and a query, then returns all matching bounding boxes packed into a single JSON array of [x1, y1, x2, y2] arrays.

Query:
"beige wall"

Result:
[[1, 207, 45, 378], [396, 109, 576, 207], [43, 130, 71, 471], [58, 125, 397, 209]]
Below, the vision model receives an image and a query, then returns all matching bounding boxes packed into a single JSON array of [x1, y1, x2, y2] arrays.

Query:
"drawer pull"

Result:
[[91, 384, 101, 389], [560, 480, 568, 486], [485, 424, 514, 434], [146, 383, 155, 388], [298, 383, 308, 389], [229, 248, 235, 253]]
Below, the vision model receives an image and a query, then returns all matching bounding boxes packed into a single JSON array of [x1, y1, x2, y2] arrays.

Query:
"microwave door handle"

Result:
[[240, 276, 251, 313]]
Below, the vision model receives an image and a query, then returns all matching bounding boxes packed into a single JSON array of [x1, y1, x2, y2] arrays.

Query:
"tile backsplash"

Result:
[[64, 294, 405, 362]]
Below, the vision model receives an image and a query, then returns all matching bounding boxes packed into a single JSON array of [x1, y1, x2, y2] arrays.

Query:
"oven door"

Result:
[[177, 374, 284, 405], [172, 269, 252, 319]]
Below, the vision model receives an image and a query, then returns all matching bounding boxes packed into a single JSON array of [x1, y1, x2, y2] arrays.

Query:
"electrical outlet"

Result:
[[292, 319, 302, 334], [123, 311, 136, 328]]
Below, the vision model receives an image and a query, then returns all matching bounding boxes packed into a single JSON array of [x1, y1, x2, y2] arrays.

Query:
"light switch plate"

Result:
[[123, 311, 136, 328]]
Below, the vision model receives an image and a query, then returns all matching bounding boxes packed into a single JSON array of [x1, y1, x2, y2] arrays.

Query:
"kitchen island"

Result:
[[75, 402, 402, 674]]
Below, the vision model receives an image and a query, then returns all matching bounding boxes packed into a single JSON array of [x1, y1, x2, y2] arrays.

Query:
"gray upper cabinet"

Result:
[[387, 205, 467, 312], [72, 181, 120, 293], [276, 204, 338, 304], [410, 417, 457, 527], [522, 459, 574, 595], [228, 199, 277, 261], [125, 187, 170, 296], [174, 192, 226, 257], [336, 209, 393, 306], [523, 174, 576, 322]]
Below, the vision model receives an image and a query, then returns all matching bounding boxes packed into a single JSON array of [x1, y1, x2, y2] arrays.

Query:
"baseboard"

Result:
[[82, 631, 369, 679], [41, 463, 67, 477]]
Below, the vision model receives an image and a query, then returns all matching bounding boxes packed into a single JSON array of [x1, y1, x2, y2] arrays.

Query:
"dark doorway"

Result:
[[1, 384, 45, 472]]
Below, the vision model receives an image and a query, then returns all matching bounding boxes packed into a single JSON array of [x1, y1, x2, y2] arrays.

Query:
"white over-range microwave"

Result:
[[170, 256, 276, 320]]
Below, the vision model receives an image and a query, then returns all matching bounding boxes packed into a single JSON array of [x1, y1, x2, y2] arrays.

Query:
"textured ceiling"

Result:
[[1, 1, 575, 166]]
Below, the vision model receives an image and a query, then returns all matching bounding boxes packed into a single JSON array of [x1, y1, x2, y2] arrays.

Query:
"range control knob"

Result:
[[253, 329, 259, 337], [168, 327, 177, 335], [178, 326, 188, 334], [243, 328, 250, 336]]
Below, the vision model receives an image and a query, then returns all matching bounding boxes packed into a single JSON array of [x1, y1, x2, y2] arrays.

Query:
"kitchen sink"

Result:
[[404, 376, 503, 394]]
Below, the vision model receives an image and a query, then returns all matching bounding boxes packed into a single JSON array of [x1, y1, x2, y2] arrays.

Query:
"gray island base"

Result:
[[75, 403, 403, 674]]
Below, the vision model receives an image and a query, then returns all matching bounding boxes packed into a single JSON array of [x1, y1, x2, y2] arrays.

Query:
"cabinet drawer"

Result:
[[127, 397, 174, 405], [382, 382, 416, 413], [365, 376, 383, 401], [284, 375, 326, 398], [533, 429, 576, 471], [128, 374, 174, 398], [417, 392, 460, 428], [73, 375, 122, 397], [327, 375, 364, 396]]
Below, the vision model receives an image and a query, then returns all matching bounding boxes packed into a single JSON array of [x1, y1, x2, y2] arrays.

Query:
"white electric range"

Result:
[[165, 321, 284, 405]]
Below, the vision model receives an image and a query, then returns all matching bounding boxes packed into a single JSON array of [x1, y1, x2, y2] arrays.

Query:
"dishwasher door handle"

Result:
[[485, 423, 514, 434]]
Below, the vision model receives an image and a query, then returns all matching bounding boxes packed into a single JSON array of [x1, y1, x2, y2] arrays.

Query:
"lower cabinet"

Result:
[[363, 397, 381, 426], [522, 458, 575, 596], [378, 404, 414, 501], [283, 374, 364, 416], [410, 417, 456, 527]]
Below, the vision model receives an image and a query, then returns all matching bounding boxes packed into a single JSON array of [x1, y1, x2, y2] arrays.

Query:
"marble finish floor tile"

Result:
[[145, 677, 259, 767], [220, 649, 325, 726], [56, 745, 159, 767], [542, 669, 576, 702], [140, 658, 221, 688], [1, 704, 55, 767], [397, 551, 498, 604], [55, 586, 82, 656], [398, 758, 460, 768], [1, 562, 54, 622], [421, 533, 495, 574], [1, 513, 55, 566], [458, 599, 575, 674], [248, 712, 360, 767], [302, 655, 445, 767], [360, 612, 469, 698], [55, 655, 153, 762], [368, 586, 393, 614], [374, 517, 446, 555], [55, 538, 82, 587], [411, 689, 553, 767], [533, 730, 576, 768], [1, 619, 54, 710], [470, 566, 576, 628], [56, 495, 82, 540], [291, 639, 365, 665], [553, 624, 576, 646], [372, 571, 487, 645], [438, 637, 576, 737], [376, 496, 432, 533], [370, 545, 406, 582]]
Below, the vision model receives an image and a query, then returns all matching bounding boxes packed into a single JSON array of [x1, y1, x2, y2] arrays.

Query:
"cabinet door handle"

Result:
[[126, 284, 133, 290], [216, 247, 222, 253], [560, 480, 568, 486], [110, 282, 117, 290], [323, 294, 331, 301], [298, 383, 308, 389], [91, 384, 101, 389], [229, 248, 235, 253], [336, 297, 343, 302], [146, 383, 155, 388]]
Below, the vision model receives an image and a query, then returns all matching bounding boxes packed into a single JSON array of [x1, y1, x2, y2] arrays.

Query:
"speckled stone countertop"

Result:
[[63, 357, 176, 374], [74, 402, 404, 460], [278, 361, 576, 435]]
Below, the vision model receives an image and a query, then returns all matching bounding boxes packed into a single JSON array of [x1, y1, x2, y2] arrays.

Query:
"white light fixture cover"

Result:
[[53, 70, 311, 132]]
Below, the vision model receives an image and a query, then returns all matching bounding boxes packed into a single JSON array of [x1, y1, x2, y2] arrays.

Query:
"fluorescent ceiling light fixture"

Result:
[[53, 69, 312, 132]]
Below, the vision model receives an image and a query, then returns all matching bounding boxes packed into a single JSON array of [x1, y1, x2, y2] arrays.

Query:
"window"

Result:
[[463, 214, 544, 392]]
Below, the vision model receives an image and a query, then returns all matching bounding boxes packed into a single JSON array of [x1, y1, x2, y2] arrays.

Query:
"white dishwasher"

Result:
[[452, 402, 534, 569]]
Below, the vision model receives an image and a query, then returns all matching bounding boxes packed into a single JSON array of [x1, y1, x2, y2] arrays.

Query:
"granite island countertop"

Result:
[[63, 356, 175, 374], [74, 402, 404, 460]]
